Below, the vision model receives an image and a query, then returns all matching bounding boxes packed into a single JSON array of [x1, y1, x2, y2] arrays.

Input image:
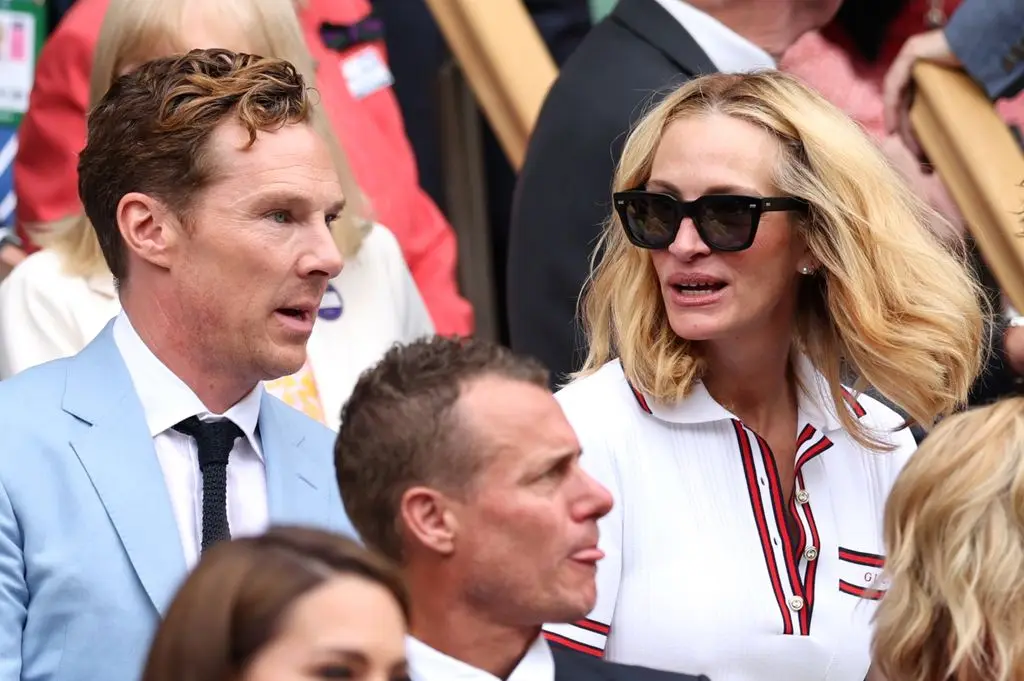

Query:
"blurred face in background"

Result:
[[646, 113, 810, 348], [244, 574, 409, 681], [116, 3, 255, 76], [445, 376, 614, 625]]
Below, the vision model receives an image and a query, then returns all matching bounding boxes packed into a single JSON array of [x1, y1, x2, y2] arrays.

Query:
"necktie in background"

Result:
[[264, 360, 326, 424], [172, 416, 243, 552]]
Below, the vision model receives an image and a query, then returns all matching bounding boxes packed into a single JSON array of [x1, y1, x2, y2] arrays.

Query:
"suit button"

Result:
[[804, 546, 818, 561], [796, 490, 810, 504], [789, 596, 805, 611]]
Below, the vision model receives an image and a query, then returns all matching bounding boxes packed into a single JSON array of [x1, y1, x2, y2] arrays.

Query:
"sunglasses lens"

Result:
[[697, 197, 755, 250], [619, 194, 679, 248]]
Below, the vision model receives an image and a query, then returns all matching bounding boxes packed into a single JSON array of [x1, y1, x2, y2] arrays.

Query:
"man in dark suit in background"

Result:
[[373, 0, 592, 343], [507, 0, 841, 386], [334, 336, 708, 681]]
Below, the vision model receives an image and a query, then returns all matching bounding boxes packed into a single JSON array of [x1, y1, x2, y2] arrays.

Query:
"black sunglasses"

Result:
[[613, 189, 808, 252]]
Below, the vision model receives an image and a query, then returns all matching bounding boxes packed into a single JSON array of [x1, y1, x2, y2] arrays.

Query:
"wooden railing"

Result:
[[911, 62, 1024, 310], [426, 0, 560, 340], [423, 0, 558, 171]]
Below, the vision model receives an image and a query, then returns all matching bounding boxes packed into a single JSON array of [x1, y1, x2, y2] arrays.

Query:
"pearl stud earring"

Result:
[[800, 266, 813, 275]]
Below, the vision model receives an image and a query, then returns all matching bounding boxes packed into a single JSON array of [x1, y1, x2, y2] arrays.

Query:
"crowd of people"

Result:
[[0, 0, 1022, 680]]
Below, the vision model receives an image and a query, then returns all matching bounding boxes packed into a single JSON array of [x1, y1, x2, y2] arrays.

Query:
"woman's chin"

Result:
[[668, 313, 728, 342]]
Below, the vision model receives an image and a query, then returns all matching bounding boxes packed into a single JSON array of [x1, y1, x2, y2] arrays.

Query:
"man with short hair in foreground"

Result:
[[335, 336, 708, 680]]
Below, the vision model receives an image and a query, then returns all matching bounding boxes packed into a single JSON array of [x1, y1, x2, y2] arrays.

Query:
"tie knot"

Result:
[[173, 415, 244, 467]]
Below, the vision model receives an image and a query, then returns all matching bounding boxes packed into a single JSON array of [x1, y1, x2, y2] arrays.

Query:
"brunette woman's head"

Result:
[[141, 526, 410, 681]]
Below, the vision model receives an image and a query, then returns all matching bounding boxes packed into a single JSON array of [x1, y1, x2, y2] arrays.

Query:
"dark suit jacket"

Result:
[[552, 646, 710, 681], [507, 0, 716, 386]]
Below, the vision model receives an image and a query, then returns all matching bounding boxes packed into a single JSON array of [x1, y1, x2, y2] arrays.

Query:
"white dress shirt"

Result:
[[545, 358, 916, 681], [112, 312, 269, 568], [651, 0, 776, 73], [407, 635, 554, 681]]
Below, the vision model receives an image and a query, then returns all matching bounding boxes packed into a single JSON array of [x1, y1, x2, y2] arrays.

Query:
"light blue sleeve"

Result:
[[0, 475, 25, 681]]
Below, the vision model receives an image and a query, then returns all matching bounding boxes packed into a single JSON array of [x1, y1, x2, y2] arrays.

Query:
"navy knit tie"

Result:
[[172, 416, 243, 552]]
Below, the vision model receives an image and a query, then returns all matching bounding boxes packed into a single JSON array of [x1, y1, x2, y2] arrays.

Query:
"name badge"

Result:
[[341, 47, 394, 100]]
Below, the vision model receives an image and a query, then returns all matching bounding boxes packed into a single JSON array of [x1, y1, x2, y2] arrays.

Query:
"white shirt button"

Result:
[[796, 490, 810, 504], [804, 546, 818, 561], [789, 596, 805, 611]]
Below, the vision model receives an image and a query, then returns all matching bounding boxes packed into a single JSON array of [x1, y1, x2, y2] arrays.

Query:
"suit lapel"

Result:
[[260, 397, 333, 528], [551, 646, 618, 681], [64, 324, 186, 615], [612, 0, 717, 77]]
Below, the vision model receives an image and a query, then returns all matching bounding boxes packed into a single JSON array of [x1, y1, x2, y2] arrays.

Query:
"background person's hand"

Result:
[[883, 29, 960, 154]]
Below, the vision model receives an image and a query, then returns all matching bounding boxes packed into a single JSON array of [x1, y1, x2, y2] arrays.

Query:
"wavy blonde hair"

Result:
[[47, 0, 369, 278], [873, 398, 1024, 681], [579, 71, 984, 449]]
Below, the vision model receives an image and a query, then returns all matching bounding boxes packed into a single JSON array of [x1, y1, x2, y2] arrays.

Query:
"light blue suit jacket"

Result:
[[0, 323, 355, 681]]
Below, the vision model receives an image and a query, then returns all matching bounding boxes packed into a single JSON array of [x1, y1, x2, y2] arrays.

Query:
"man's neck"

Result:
[[409, 601, 538, 679], [121, 291, 254, 414], [687, 0, 835, 57]]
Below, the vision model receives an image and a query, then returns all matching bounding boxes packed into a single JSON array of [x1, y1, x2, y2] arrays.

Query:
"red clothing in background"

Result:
[[14, 0, 473, 335]]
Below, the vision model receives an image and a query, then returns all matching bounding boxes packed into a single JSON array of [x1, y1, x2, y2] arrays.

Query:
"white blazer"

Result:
[[0, 224, 433, 429]]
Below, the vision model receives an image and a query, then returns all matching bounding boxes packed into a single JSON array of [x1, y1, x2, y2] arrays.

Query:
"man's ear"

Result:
[[116, 192, 185, 272], [400, 486, 459, 557]]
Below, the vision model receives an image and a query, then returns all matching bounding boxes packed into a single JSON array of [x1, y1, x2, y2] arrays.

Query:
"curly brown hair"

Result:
[[77, 47, 313, 283]]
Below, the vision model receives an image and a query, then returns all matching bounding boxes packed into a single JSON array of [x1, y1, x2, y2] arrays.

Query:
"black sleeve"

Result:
[[506, 91, 622, 386], [506, 20, 685, 385]]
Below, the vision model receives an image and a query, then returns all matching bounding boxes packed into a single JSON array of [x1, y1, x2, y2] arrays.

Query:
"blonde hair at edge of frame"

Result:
[[43, 0, 370, 278], [578, 70, 985, 450], [873, 398, 1024, 681]]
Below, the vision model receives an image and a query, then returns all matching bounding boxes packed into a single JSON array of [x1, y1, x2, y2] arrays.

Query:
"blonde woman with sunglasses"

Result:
[[544, 70, 983, 681]]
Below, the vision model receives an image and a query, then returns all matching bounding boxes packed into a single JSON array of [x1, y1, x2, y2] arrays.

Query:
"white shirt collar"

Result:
[[112, 311, 264, 457], [633, 354, 846, 434], [650, 0, 776, 73], [407, 635, 554, 681]]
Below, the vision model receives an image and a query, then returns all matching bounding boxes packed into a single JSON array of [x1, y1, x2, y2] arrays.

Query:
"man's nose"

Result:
[[577, 469, 614, 521], [302, 222, 344, 279]]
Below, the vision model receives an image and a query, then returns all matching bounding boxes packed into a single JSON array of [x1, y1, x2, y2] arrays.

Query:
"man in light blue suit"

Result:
[[0, 49, 356, 681]]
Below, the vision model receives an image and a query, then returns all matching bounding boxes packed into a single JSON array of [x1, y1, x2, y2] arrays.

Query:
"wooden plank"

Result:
[[910, 62, 1024, 311], [424, 0, 558, 169], [437, 62, 500, 342]]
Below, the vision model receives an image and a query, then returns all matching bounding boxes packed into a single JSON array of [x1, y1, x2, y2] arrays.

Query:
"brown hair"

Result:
[[335, 336, 549, 562], [48, 0, 370, 279], [140, 526, 409, 681], [77, 47, 314, 284]]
